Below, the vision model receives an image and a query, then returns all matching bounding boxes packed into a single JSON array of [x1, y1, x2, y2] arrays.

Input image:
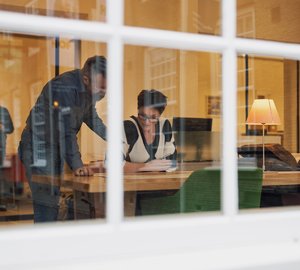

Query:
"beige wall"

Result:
[[124, 46, 221, 131], [284, 60, 298, 152], [125, 0, 220, 35], [0, 35, 54, 154], [125, 0, 181, 31], [79, 41, 107, 162], [123, 46, 146, 118], [254, 57, 284, 130], [237, 56, 285, 137]]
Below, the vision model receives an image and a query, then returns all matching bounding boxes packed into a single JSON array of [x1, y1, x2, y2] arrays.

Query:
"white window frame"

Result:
[[1, 1, 300, 269]]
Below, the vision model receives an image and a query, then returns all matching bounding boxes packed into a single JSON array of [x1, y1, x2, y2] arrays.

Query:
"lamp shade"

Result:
[[246, 99, 281, 125]]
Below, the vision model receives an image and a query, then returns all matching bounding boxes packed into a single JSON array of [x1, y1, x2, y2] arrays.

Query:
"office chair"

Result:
[[139, 168, 263, 215]]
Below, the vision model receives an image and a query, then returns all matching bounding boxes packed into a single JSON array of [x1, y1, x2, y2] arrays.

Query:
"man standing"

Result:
[[0, 106, 14, 166], [0, 106, 14, 211], [18, 55, 107, 222]]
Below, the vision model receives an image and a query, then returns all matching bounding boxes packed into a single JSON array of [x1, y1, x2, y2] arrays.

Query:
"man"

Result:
[[0, 106, 14, 211], [18, 55, 107, 222], [0, 106, 14, 166]]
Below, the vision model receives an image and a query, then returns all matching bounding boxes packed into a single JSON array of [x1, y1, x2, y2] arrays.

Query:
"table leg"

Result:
[[124, 191, 136, 217], [73, 191, 137, 219], [92, 193, 105, 218], [73, 190, 78, 220], [73, 191, 105, 219]]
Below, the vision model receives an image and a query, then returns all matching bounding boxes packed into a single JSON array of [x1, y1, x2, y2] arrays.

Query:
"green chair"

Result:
[[139, 168, 263, 215]]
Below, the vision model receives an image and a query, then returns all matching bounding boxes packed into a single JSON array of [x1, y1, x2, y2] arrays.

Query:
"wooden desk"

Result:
[[263, 171, 300, 186], [32, 170, 300, 218], [32, 170, 300, 192], [32, 171, 192, 218], [31, 161, 211, 193], [262, 171, 300, 207], [32, 171, 191, 193]]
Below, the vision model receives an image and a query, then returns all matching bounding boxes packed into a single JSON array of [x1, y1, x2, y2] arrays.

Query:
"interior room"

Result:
[[0, 0, 300, 226]]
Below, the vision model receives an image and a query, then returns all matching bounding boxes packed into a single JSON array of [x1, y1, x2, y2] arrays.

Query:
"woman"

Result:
[[123, 89, 177, 172]]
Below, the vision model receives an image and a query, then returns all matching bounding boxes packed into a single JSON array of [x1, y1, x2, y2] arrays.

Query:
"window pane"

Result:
[[237, 54, 300, 211], [237, 0, 300, 43], [0, 32, 107, 226], [123, 45, 222, 218], [0, 0, 106, 22], [125, 0, 221, 35]]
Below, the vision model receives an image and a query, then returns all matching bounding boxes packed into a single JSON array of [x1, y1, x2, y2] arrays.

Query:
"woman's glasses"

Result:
[[138, 113, 159, 123]]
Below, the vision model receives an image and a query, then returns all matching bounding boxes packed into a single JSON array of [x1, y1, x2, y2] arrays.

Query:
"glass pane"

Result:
[[237, 0, 300, 43], [125, 0, 221, 35], [123, 45, 222, 217], [0, 0, 106, 22], [0, 32, 107, 226], [237, 54, 300, 210]]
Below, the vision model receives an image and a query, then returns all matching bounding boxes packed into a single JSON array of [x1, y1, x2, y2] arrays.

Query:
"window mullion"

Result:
[[0, 10, 112, 41], [106, 0, 125, 226], [222, 0, 238, 217]]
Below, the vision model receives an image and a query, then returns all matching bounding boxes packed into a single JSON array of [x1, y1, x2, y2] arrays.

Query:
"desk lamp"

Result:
[[246, 99, 281, 171]]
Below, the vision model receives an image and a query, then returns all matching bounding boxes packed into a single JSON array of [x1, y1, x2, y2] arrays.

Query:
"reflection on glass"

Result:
[[123, 89, 177, 173], [237, 54, 300, 210], [19, 55, 107, 222], [125, 0, 221, 35], [123, 45, 223, 217], [0, 33, 107, 226], [237, 0, 300, 43], [0, 106, 14, 167], [0, 0, 106, 22]]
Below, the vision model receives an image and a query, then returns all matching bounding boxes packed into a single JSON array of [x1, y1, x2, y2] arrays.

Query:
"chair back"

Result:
[[181, 168, 263, 211], [140, 168, 263, 215]]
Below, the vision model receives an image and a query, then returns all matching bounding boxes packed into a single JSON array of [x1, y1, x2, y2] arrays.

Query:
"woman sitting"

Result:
[[123, 89, 177, 172]]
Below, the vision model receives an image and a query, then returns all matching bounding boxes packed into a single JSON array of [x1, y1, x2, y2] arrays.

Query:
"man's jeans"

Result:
[[30, 181, 60, 223], [18, 142, 62, 223]]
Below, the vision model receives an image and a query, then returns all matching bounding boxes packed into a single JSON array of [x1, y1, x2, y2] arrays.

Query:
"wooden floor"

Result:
[[0, 220, 33, 227], [0, 199, 34, 226], [0, 181, 34, 227]]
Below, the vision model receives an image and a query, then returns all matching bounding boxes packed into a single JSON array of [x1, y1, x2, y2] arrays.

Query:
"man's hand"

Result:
[[74, 166, 94, 176], [0, 123, 3, 131], [138, 159, 173, 172]]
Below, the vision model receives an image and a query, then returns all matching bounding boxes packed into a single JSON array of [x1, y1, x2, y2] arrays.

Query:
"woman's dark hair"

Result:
[[82, 55, 107, 78], [137, 89, 167, 114]]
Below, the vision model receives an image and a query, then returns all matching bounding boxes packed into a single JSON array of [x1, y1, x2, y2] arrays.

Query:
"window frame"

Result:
[[1, 1, 300, 269]]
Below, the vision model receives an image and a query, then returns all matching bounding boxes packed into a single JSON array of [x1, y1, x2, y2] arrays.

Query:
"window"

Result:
[[1, 1, 300, 269], [237, 54, 300, 210], [123, 45, 222, 217], [0, 32, 108, 223]]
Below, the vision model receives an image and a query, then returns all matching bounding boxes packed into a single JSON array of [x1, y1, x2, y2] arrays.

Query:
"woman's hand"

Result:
[[74, 166, 94, 176], [138, 159, 173, 172], [89, 160, 106, 173]]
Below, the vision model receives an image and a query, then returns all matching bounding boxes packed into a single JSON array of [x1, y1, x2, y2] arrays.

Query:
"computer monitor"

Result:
[[172, 117, 220, 162], [172, 117, 212, 132]]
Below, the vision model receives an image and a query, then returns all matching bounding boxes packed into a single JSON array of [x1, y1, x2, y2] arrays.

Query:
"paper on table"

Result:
[[166, 167, 177, 172]]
